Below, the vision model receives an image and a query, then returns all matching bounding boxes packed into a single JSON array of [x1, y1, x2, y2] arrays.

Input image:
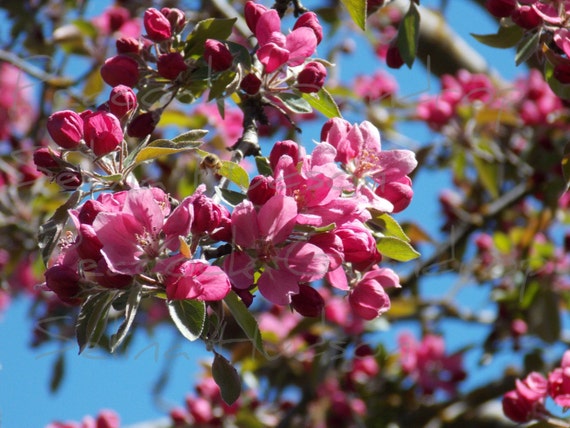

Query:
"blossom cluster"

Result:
[[502, 350, 570, 423]]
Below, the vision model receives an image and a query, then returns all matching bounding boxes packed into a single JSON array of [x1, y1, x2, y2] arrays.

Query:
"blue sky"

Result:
[[0, 1, 539, 427]]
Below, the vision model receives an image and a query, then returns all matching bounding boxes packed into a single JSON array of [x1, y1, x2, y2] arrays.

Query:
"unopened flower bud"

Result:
[[100, 55, 140, 88], [33, 147, 61, 174], [485, 0, 516, 18], [78, 199, 105, 225], [204, 39, 233, 72], [161, 7, 186, 33], [107, 6, 130, 33], [293, 12, 323, 44], [247, 175, 276, 205], [386, 41, 404, 69], [55, 170, 82, 190], [96, 409, 121, 428], [157, 52, 188, 80], [349, 273, 392, 320], [83, 111, 123, 156], [144, 8, 172, 42], [554, 63, 570, 84], [109, 85, 137, 119], [269, 140, 300, 171], [46, 110, 84, 150], [44, 265, 82, 305], [244, 1, 269, 34], [291, 284, 324, 317], [512, 5, 542, 29], [374, 175, 413, 213], [116, 37, 142, 54], [240, 73, 262, 95], [297, 61, 327, 93], [127, 111, 160, 138]]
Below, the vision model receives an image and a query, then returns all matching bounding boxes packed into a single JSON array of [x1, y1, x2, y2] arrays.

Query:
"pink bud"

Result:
[[291, 284, 324, 317], [108, 85, 137, 118], [204, 39, 234, 72], [33, 147, 61, 173], [244, 1, 269, 34], [191, 194, 225, 235], [55, 170, 82, 190], [293, 12, 323, 45], [116, 37, 142, 54], [502, 389, 534, 423], [127, 111, 159, 138], [143, 8, 172, 42], [83, 111, 123, 156], [78, 199, 105, 225], [553, 62, 570, 84], [485, 0, 516, 18], [44, 265, 82, 306], [336, 222, 382, 271], [107, 6, 130, 33], [512, 5, 543, 29], [374, 175, 413, 213], [247, 175, 276, 205], [96, 409, 120, 428], [46, 110, 84, 150], [100, 55, 140, 88], [157, 52, 188, 80], [161, 8, 186, 33], [297, 61, 327, 93], [386, 42, 404, 69], [269, 139, 300, 171], [349, 275, 391, 320], [76, 224, 103, 261], [240, 73, 262, 94]]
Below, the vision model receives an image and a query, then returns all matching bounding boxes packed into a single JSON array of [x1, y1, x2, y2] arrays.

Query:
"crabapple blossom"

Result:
[[204, 39, 233, 71], [502, 372, 548, 423], [46, 110, 84, 150], [108, 85, 137, 119], [83, 111, 123, 156], [157, 52, 188, 80], [143, 8, 172, 42], [348, 267, 400, 320], [100, 55, 140, 88]]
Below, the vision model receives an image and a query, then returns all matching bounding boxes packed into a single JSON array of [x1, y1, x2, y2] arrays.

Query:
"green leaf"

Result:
[[172, 129, 209, 143], [38, 191, 82, 265], [212, 352, 241, 405], [302, 87, 342, 119], [271, 92, 312, 114], [340, 0, 367, 31], [255, 156, 273, 177], [528, 288, 561, 343], [226, 41, 252, 69], [368, 212, 410, 242], [185, 18, 237, 56], [219, 188, 248, 206], [76, 291, 117, 354], [137, 82, 168, 109], [544, 60, 570, 100], [219, 160, 249, 189], [224, 291, 267, 357], [377, 236, 420, 262], [209, 70, 238, 101], [396, 2, 420, 68], [109, 284, 142, 353], [49, 353, 65, 393], [133, 139, 202, 165], [472, 154, 499, 199], [471, 25, 524, 49], [167, 299, 206, 342], [515, 31, 540, 66]]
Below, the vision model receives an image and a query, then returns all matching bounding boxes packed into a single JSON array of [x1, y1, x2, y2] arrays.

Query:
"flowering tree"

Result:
[[1, 0, 570, 427]]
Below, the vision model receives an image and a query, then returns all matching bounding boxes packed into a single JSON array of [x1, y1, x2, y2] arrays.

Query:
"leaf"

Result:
[[340, 0, 367, 31], [376, 237, 420, 262], [171, 129, 209, 143], [302, 87, 342, 119], [219, 188, 248, 206], [212, 352, 241, 405], [83, 69, 104, 101], [474, 107, 520, 127], [544, 60, 570, 100], [472, 154, 499, 199], [226, 40, 252, 69], [76, 291, 117, 354], [38, 191, 82, 265], [109, 284, 142, 353], [133, 139, 202, 165], [159, 110, 207, 128], [167, 299, 206, 342], [50, 353, 65, 393], [224, 291, 267, 357], [515, 30, 540, 66], [271, 92, 312, 114], [219, 160, 249, 189], [396, 1, 420, 68], [368, 212, 410, 242], [255, 156, 273, 177], [471, 25, 524, 49], [137, 82, 168, 109], [527, 287, 561, 344], [209, 70, 238, 101], [185, 18, 237, 57]]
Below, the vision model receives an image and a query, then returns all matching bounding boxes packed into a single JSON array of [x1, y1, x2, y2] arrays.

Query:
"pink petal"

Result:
[[257, 268, 299, 305], [196, 264, 231, 301], [124, 188, 165, 232], [326, 265, 349, 290], [285, 27, 317, 66], [223, 251, 255, 289], [359, 121, 382, 153], [277, 242, 329, 282], [258, 195, 297, 244], [255, 9, 281, 46], [373, 150, 418, 183], [231, 200, 259, 248], [257, 43, 289, 73]]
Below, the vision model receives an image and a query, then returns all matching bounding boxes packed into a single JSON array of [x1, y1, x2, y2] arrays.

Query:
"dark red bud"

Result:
[[100, 55, 140, 88], [291, 284, 324, 317], [127, 111, 160, 138]]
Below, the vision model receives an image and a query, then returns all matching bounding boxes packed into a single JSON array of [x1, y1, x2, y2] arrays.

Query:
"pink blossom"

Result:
[[354, 70, 398, 102], [502, 372, 548, 423], [143, 8, 172, 42], [0, 62, 35, 139], [224, 195, 329, 305], [83, 111, 123, 156], [335, 220, 381, 271], [548, 350, 570, 407], [349, 267, 400, 319], [47, 110, 84, 150]]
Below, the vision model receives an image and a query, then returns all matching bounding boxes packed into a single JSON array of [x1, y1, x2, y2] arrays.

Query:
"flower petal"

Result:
[[257, 268, 299, 305], [258, 195, 297, 243]]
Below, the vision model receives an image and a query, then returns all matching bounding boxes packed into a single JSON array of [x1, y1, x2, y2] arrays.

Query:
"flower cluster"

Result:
[[502, 350, 570, 423]]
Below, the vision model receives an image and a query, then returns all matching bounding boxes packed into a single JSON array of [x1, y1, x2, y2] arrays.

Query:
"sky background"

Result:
[[0, 1, 559, 427]]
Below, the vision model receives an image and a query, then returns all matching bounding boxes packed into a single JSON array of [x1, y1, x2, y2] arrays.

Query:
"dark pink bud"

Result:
[[83, 111, 123, 156], [320, 117, 351, 143], [160, 7, 186, 33], [94, 259, 133, 289], [511, 319, 528, 337], [78, 199, 105, 225], [374, 175, 413, 213], [293, 12, 323, 44], [349, 277, 391, 320], [386, 41, 404, 69], [116, 37, 142, 54], [46, 110, 84, 150], [157, 52, 188, 80], [96, 409, 120, 428], [240, 73, 262, 94], [44, 265, 82, 306], [485, 0, 516, 18], [76, 224, 103, 261], [269, 140, 300, 171], [502, 390, 534, 423], [297, 61, 327, 93], [127, 111, 160, 138], [55, 170, 82, 190], [247, 175, 276, 205], [33, 147, 61, 173], [554, 62, 570, 84], [244, 1, 269, 34], [144, 8, 172, 42], [170, 407, 190, 426], [100, 55, 140, 88], [291, 284, 324, 317], [512, 5, 542, 29], [107, 6, 130, 33], [191, 194, 224, 235], [204, 39, 233, 72], [109, 85, 137, 119]]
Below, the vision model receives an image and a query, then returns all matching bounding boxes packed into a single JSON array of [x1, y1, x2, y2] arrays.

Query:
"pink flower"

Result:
[[161, 258, 230, 301], [549, 350, 570, 407], [204, 39, 234, 72], [143, 8, 172, 42], [83, 111, 123, 156], [399, 332, 466, 396], [374, 175, 413, 213], [224, 195, 329, 305], [354, 70, 398, 102], [349, 267, 400, 320], [292, 11, 323, 45], [0, 62, 35, 139], [296, 61, 327, 93], [95, 409, 120, 428], [503, 372, 548, 423], [335, 221, 381, 271], [47, 110, 84, 150]]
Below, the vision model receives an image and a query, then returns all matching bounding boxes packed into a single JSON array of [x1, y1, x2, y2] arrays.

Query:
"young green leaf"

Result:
[[376, 236, 420, 262], [272, 92, 312, 114], [515, 30, 540, 66], [340, 0, 367, 31], [109, 284, 142, 353], [167, 299, 206, 342], [302, 87, 342, 119], [396, 1, 420, 68], [219, 160, 249, 190], [212, 351, 241, 405], [76, 291, 117, 354], [224, 291, 267, 357], [471, 25, 524, 49]]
